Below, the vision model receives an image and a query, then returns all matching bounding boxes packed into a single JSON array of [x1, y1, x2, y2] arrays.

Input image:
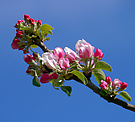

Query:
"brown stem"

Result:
[[36, 39, 135, 112]]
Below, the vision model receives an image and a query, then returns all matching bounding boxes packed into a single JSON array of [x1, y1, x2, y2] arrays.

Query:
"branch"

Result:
[[36, 39, 135, 112]]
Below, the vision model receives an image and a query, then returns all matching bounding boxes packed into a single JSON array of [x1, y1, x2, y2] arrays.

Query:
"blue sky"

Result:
[[1, 0, 135, 121]]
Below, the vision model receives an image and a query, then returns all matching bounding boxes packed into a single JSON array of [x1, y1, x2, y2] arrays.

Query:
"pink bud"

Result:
[[105, 76, 112, 84], [99, 80, 108, 90], [24, 14, 30, 20], [16, 30, 23, 38], [37, 20, 42, 25], [75, 39, 95, 59], [26, 65, 32, 74], [11, 39, 20, 49], [40, 73, 50, 83], [94, 48, 104, 60], [53, 47, 65, 59], [18, 20, 24, 24], [49, 73, 58, 79], [64, 47, 79, 63], [33, 52, 38, 59], [112, 79, 121, 88], [29, 18, 35, 25], [23, 50, 29, 54], [59, 58, 70, 70], [24, 54, 35, 64], [120, 82, 127, 90]]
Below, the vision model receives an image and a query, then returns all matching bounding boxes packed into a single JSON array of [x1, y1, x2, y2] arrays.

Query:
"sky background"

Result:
[[1, 0, 135, 121]]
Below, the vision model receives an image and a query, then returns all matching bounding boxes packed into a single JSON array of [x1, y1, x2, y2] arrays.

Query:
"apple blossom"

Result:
[[53, 47, 65, 59], [64, 47, 79, 63], [42, 52, 58, 70], [99, 80, 108, 90], [59, 58, 70, 70], [112, 79, 121, 88], [75, 39, 94, 59]]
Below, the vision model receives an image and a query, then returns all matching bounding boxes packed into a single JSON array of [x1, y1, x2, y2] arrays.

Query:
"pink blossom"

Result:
[[40, 73, 50, 83], [99, 80, 108, 90], [24, 14, 30, 20], [59, 58, 70, 70], [75, 39, 95, 59], [42, 52, 58, 70], [16, 30, 23, 38], [64, 47, 79, 63], [120, 82, 127, 90], [105, 76, 112, 84], [94, 48, 104, 60], [11, 39, 20, 49], [53, 47, 65, 59], [112, 79, 121, 88], [24, 54, 35, 64]]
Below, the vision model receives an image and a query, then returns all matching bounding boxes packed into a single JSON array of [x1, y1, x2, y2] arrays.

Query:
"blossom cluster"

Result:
[[11, 14, 42, 54], [99, 76, 128, 94], [37, 39, 104, 83]]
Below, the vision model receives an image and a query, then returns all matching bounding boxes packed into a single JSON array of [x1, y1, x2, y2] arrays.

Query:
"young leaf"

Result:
[[32, 76, 41, 87], [20, 26, 31, 31], [95, 61, 112, 72], [31, 44, 38, 48], [60, 86, 72, 97], [119, 91, 131, 102], [71, 70, 88, 85], [92, 69, 105, 84], [100, 88, 108, 96], [40, 24, 54, 35]]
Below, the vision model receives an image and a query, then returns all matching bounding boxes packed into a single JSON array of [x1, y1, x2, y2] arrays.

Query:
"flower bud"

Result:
[[16, 30, 23, 38], [105, 76, 112, 84], [11, 39, 20, 49], [99, 80, 108, 90], [64, 47, 79, 63], [94, 48, 104, 60], [24, 54, 35, 64], [59, 58, 70, 70], [112, 79, 121, 88], [49, 73, 58, 79], [53, 47, 65, 59], [37, 20, 42, 25], [75, 39, 94, 59], [120, 82, 127, 90], [24, 14, 30, 20], [29, 18, 35, 25], [40, 73, 50, 83]]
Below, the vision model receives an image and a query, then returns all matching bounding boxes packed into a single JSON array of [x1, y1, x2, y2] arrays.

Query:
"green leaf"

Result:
[[32, 76, 41, 87], [60, 86, 72, 97], [71, 70, 88, 85], [20, 26, 31, 31], [40, 24, 54, 36], [92, 69, 105, 84], [31, 44, 38, 48], [119, 91, 131, 102], [45, 37, 51, 41], [95, 61, 112, 72]]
